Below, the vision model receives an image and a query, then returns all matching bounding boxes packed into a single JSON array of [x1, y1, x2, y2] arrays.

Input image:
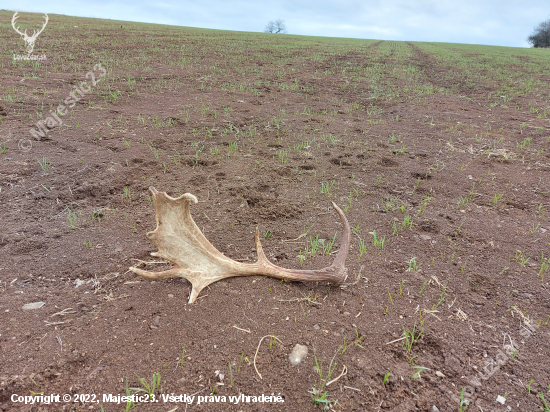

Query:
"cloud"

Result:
[[298, 22, 399, 37]]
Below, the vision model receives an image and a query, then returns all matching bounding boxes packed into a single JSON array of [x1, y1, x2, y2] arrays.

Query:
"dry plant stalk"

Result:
[[130, 187, 351, 303]]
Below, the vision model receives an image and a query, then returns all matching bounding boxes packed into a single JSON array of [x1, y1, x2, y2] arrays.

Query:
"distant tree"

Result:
[[528, 19, 550, 48], [264, 19, 287, 34]]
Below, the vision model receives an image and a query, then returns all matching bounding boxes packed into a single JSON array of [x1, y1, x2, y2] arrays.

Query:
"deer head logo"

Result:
[[11, 12, 49, 55]]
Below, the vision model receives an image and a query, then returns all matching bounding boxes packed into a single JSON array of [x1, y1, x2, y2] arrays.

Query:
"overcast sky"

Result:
[[2, 0, 548, 47]]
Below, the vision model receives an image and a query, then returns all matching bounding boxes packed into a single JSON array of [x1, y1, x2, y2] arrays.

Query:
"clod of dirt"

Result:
[[21, 302, 45, 310], [289, 344, 308, 366]]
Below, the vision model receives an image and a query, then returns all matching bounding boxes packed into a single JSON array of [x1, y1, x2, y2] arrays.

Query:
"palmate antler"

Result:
[[130, 187, 351, 303]]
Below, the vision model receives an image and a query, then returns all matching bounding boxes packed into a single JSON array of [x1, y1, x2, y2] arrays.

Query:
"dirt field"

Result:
[[1, 11, 550, 412]]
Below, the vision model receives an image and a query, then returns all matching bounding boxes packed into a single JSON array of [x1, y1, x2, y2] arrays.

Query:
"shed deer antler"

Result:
[[11, 12, 49, 54], [130, 187, 351, 303]]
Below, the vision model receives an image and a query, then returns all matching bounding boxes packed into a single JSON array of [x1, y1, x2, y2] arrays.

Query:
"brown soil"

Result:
[[1, 12, 550, 412]]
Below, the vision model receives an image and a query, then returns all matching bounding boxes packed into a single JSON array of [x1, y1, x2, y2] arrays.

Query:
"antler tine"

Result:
[[36, 14, 49, 36], [30, 14, 49, 38], [129, 187, 353, 303], [11, 12, 24, 36]]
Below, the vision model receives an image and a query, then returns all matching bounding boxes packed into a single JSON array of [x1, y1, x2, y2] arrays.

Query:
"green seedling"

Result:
[[518, 137, 532, 149], [407, 257, 421, 272], [92, 209, 104, 235], [527, 379, 534, 394], [402, 215, 413, 229], [383, 372, 391, 384], [515, 250, 530, 267], [125, 378, 135, 411], [130, 372, 161, 401], [320, 180, 335, 197], [306, 233, 337, 257], [459, 387, 470, 411], [36, 157, 52, 172], [390, 221, 398, 236], [539, 393, 550, 412], [410, 366, 429, 379], [263, 230, 273, 239], [538, 252, 549, 281], [341, 332, 364, 354], [372, 231, 385, 249], [238, 352, 245, 373], [416, 194, 432, 215], [322, 233, 337, 254], [403, 321, 425, 353], [67, 208, 77, 229], [123, 187, 132, 201], [432, 282, 447, 310], [310, 345, 341, 409], [490, 193, 503, 206], [358, 238, 367, 259], [298, 250, 306, 266]]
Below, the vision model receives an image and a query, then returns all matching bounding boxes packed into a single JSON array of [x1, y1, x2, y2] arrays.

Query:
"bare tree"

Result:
[[264, 19, 287, 34], [528, 19, 550, 48]]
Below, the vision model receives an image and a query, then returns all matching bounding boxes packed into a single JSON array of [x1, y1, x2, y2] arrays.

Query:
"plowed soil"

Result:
[[1, 11, 550, 412]]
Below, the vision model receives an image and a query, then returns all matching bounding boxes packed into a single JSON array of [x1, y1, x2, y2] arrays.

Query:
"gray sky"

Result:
[[2, 0, 548, 47]]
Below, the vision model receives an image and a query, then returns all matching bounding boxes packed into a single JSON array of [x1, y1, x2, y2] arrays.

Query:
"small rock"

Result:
[[432, 406, 440, 412], [313, 324, 320, 330], [435, 371, 445, 378], [74, 279, 84, 288], [343, 312, 351, 316], [289, 344, 308, 366], [22, 302, 45, 310], [153, 316, 161, 326], [168, 294, 174, 298], [496, 395, 506, 404]]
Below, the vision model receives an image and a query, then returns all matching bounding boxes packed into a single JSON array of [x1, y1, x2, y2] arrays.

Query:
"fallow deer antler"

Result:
[[130, 187, 351, 303]]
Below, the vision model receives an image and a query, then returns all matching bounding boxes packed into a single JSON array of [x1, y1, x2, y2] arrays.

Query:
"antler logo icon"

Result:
[[11, 12, 49, 55]]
